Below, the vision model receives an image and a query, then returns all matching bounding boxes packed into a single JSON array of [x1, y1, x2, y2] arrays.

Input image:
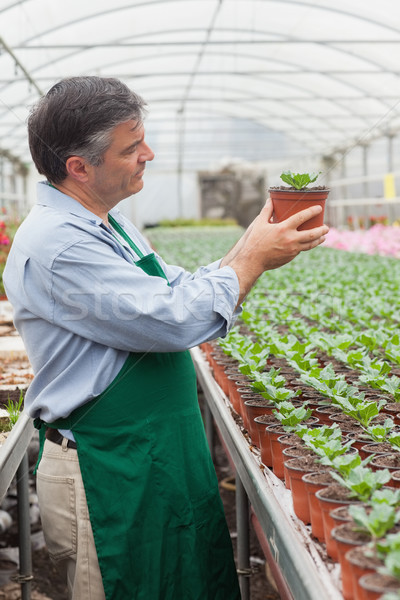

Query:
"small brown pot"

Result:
[[315, 485, 361, 560], [329, 413, 362, 430], [200, 340, 216, 360], [269, 187, 329, 230], [267, 425, 287, 478], [213, 357, 237, 395], [243, 398, 275, 447], [359, 572, 400, 599], [227, 375, 249, 413], [237, 388, 254, 426], [370, 453, 400, 482], [254, 414, 279, 463], [390, 470, 400, 488], [330, 505, 354, 527], [315, 404, 341, 425], [345, 546, 383, 600], [361, 442, 394, 459], [345, 432, 374, 457], [282, 446, 314, 488], [302, 470, 336, 542], [269, 417, 319, 479], [331, 523, 372, 600], [284, 456, 321, 524], [381, 402, 400, 424]]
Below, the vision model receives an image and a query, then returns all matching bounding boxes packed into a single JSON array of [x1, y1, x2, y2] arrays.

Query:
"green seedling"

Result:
[[348, 503, 400, 540], [364, 418, 395, 443], [380, 550, 400, 580], [5, 391, 24, 429], [280, 170, 321, 190], [331, 464, 392, 503], [388, 432, 400, 451], [335, 398, 386, 428], [272, 402, 312, 432], [371, 488, 400, 506]]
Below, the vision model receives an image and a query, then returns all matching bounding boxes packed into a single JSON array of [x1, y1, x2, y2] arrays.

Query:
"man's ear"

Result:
[[65, 156, 90, 182]]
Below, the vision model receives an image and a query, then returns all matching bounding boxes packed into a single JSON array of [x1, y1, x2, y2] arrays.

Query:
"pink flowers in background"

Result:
[[323, 225, 400, 258], [0, 222, 10, 246]]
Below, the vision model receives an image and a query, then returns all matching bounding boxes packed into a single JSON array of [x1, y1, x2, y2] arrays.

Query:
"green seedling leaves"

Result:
[[273, 402, 312, 431], [331, 465, 392, 502], [389, 433, 400, 450], [381, 549, 400, 580], [364, 418, 395, 443], [340, 399, 386, 428], [6, 391, 24, 427], [349, 503, 400, 539], [371, 488, 400, 506], [280, 171, 321, 190]]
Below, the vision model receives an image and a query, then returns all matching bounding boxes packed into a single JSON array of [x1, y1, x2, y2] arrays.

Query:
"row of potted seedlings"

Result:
[[145, 226, 400, 600], [201, 330, 400, 600]]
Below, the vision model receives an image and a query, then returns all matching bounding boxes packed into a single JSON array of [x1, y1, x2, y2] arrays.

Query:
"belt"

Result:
[[45, 427, 77, 449]]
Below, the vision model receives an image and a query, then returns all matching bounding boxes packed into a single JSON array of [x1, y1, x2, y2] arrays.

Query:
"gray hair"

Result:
[[28, 76, 147, 184]]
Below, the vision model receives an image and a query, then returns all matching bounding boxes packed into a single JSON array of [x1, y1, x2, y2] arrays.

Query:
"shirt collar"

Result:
[[36, 181, 104, 226]]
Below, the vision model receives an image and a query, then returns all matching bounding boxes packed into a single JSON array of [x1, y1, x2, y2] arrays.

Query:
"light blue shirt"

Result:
[[4, 182, 240, 424]]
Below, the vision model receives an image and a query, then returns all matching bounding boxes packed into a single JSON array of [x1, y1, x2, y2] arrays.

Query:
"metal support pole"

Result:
[[236, 473, 250, 600], [339, 152, 347, 228], [16, 452, 33, 600], [203, 400, 215, 462], [388, 134, 394, 173], [362, 144, 369, 198]]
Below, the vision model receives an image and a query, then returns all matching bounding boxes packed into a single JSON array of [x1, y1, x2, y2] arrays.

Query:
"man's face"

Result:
[[88, 120, 154, 208]]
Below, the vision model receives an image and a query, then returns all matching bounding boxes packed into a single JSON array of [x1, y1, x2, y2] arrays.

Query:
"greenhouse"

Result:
[[1, 1, 400, 599]]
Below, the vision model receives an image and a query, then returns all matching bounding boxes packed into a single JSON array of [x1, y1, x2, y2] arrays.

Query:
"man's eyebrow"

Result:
[[122, 135, 144, 153]]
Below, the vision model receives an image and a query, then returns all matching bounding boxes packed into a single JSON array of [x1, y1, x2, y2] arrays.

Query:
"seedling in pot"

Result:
[[348, 503, 400, 540], [363, 418, 395, 443], [388, 431, 400, 451], [279, 171, 322, 190], [272, 401, 312, 432], [371, 488, 400, 506], [331, 464, 392, 503], [0, 391, 24, 432]]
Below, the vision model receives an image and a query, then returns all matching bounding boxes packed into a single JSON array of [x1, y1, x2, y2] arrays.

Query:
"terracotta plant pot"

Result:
[[267, 425, 287, 478], [284, 456, 322, 524], [315, 404, 341, 425], [243, 398, 275, 447], [315, 484, 361, 560], [331, 523, 371, 600], [237, 388, 254, 425], [227, 375, 249, 414], [391, 470, 400, 488], [281, 441, 312, 488], [345, 546, 383, 600], [360, 442, 393, 460], [254, 414, 279, 464], [269, 187, 330, 231], [359, 572, 400, 599], [302, 470, 336, 542], [200, 340, 216, 361], [381, 402, 400, 423], [212, 357, 237, 395], [330, 505, 353, 528], [370, 453, 400, 474], [269, 417, 319, 479]]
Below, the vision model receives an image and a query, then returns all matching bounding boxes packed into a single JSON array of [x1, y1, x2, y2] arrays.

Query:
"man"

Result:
[[4, 76, 328, 600]]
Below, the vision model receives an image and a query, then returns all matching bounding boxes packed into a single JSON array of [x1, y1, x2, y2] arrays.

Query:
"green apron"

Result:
[[35, 216, 241, 600]]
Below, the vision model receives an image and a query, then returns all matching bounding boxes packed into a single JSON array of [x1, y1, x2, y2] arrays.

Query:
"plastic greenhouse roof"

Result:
[[1, 0, 400, 170]]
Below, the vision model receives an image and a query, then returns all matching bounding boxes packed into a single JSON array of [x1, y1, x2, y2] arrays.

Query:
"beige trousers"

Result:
[[36, 438, 106, 600]]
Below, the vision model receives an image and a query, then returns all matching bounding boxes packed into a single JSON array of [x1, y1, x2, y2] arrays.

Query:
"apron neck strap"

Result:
[[108, 214, 145, 259]]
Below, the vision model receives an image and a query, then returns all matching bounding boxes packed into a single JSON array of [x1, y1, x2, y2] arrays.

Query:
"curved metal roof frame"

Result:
[[1, 0, 400, 171]]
